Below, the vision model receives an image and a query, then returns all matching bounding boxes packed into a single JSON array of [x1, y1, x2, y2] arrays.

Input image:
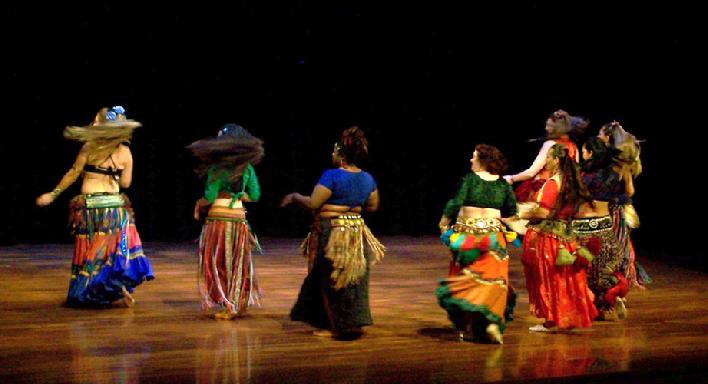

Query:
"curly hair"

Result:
[[337, 126, 369, 166], [474, 144, 508, 175], [548, 144, 593, 219]]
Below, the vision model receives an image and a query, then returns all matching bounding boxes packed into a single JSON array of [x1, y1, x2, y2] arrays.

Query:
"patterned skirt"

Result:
[[436, 218, 518, 333], [67, 193, 153, 307], [197, 206, 261, 315], [572, 216, 629, 312]]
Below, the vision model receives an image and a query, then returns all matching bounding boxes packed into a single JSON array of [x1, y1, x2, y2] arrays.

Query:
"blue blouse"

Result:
[[317, 169, 377, 207]]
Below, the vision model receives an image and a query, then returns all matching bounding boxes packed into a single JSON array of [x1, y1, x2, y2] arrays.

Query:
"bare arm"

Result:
[[618, 166, 635, 197], [193, 197, 210, 221], [364, 189, 380, 212], [505, 140, 554, 183], [36, 145, 88, 206], [118, 145, 133, 189], [280, 184, 333, 210], [520, 206, 551, 220]]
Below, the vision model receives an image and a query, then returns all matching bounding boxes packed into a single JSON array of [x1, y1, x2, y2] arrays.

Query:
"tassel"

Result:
[[555, 246, 576, 266], [623, 204, 640, 229], [576, 246, 594, 263], [325, 227, 367, 290]]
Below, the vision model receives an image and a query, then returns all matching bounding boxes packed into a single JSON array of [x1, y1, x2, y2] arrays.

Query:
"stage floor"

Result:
[[1, 237, 707, 383]]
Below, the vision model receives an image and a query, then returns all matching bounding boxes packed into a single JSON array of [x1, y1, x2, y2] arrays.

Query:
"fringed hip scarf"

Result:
[[300, 214, 385, 290]]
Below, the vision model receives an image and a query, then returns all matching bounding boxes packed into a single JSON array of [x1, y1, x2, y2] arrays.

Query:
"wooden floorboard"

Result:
[[1, 237, 707, 383]]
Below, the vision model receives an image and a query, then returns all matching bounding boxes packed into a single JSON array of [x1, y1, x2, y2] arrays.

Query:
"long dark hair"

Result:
[[548, 144, 593, 219], [187, 124, 264, 183], [581, 137, 620, 172]]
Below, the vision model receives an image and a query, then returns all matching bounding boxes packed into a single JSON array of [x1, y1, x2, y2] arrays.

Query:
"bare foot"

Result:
[[313, 329, 333, 337], [121, 286, 135, 307], [615, 297, 627, 320], [214, 311, 237, 320]]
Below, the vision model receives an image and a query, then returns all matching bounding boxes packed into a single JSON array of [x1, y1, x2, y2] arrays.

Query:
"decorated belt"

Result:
[[571, 216, 613, 233], [329, 215, 364, 228], [84, 193, 125, 209], [452, 217, 505, 234], [207, 206, 246, 221]]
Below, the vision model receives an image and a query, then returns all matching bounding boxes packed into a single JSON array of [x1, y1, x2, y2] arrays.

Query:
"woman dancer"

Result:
[[187, 124, 264, 319], [36, 106, 153, 307], [574, 137, 630, 320], [281, 126, 385, 340], [520, 144, 598, 331], [436, 144, 518, 344], [598, 121, 650, 289], [504, 110, 588, 202]]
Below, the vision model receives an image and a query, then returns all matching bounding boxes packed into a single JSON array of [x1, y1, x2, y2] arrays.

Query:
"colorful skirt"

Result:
[[521, 221, 598, 329], [436, 218, 518, 333], [572, 216, 628, 312], [290, 215, 385, 334], [67, 193, 153, 307], [197, 206, 261, 315]]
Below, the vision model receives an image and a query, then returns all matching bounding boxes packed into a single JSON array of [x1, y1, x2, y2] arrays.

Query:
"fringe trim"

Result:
[[324, 224, 385, 290]]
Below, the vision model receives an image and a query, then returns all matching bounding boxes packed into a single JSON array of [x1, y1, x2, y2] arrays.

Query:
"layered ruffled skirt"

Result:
[[436, 218, 518, 333], [67, 193, 153, 307]]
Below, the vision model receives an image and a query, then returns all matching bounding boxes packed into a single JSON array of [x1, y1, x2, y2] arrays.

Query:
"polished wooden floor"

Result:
[[1, 237, 707, 383]]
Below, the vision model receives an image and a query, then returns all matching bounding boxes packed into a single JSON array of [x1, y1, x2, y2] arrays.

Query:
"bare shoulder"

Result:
[[118, 143, 132, 156], [116, 144, 133, 164]]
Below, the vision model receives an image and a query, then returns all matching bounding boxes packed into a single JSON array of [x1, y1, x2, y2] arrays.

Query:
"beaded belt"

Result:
[[571, 215, 613, 233], [329, 215, 364, 229], [452, 217, 504, 234], [84, 193, 125, 208]]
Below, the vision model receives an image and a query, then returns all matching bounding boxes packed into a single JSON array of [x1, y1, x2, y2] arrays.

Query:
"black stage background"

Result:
[[3, 3, 705, 268]]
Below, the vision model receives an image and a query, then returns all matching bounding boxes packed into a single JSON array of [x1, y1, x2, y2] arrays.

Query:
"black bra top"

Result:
[[84, 164, 122, 176]]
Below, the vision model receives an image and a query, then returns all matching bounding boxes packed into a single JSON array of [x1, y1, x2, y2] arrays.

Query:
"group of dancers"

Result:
[[35, 106, 644, 343], [436, 109, 645, 343]]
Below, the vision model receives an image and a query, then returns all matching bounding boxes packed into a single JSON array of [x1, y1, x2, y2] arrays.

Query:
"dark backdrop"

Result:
[[3, 3, 705, 267]]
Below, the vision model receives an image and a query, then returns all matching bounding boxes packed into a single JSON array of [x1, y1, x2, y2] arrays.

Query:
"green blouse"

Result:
[[443, 172, 517, 219], [205, 163, 260, 207]]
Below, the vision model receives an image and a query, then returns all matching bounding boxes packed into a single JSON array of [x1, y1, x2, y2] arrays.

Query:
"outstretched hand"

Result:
[[438, 216, 451, 233], [36, 193, 55, 207], [279, 193, 296, 207]]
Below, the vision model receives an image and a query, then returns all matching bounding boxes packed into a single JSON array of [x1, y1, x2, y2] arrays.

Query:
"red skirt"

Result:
[[521, 228, 598, 329]]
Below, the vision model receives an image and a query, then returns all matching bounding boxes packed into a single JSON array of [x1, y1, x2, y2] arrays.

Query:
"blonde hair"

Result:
[[63, 107, 140, 163]]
